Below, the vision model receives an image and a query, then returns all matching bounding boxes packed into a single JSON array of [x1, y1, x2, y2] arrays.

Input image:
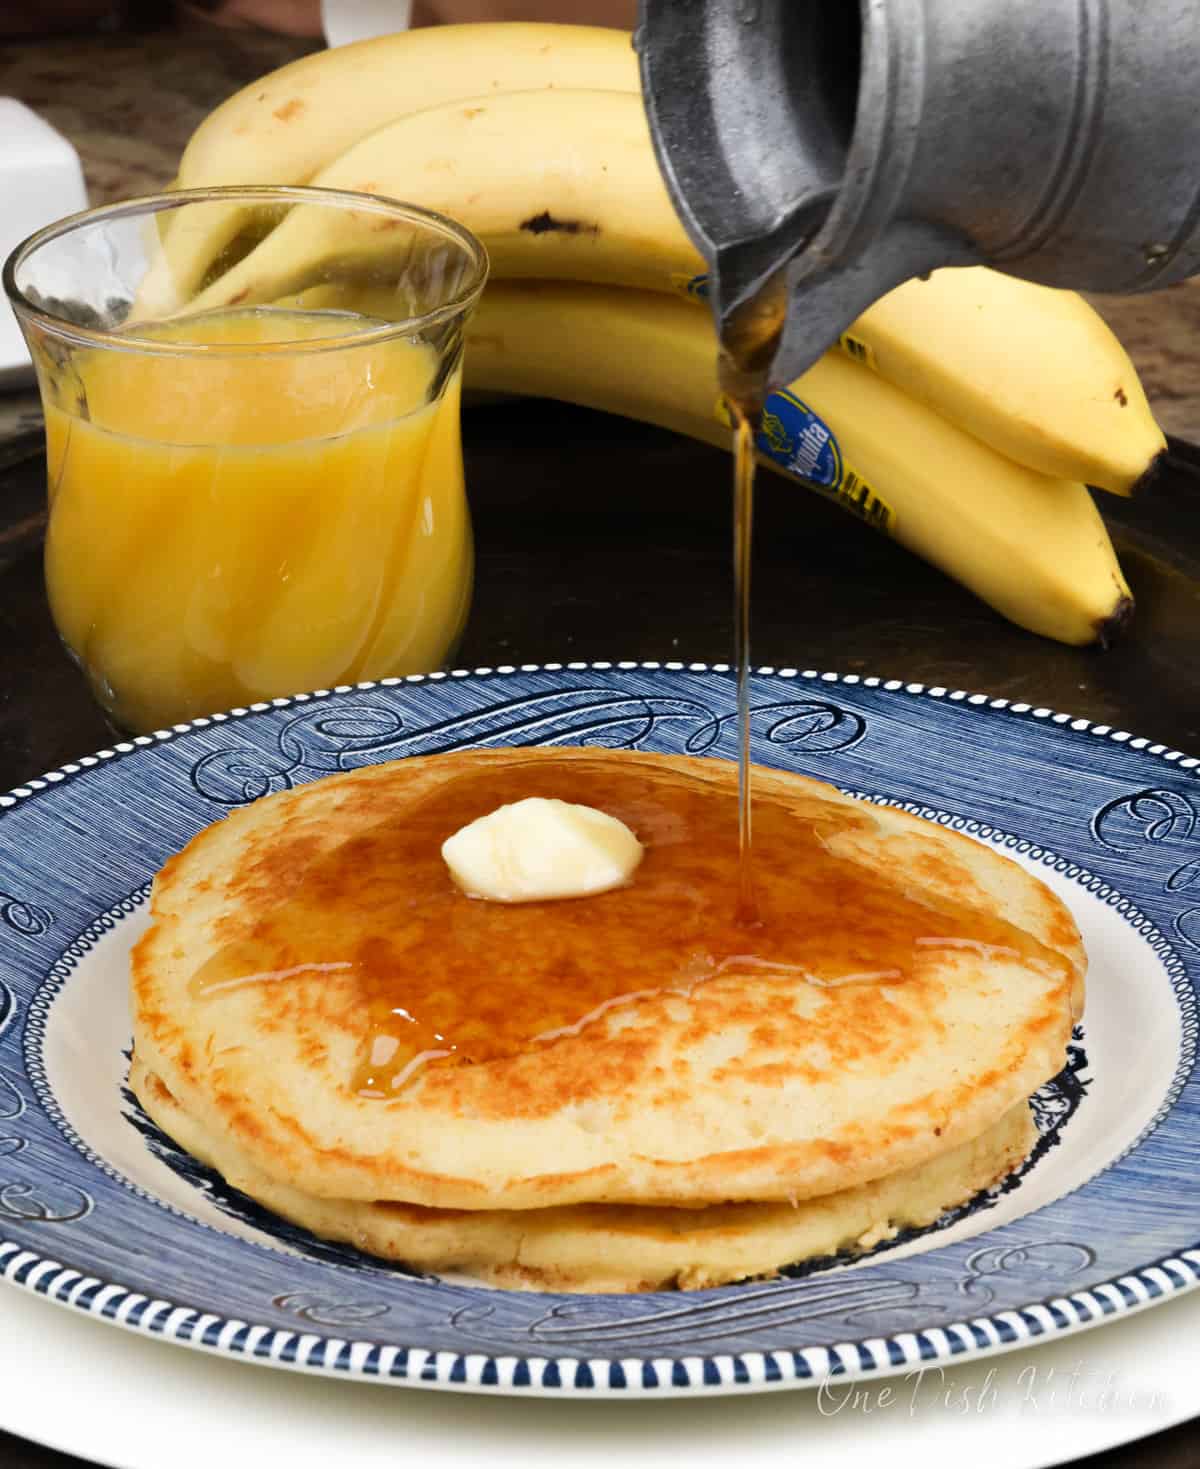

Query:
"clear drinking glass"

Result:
[[3, 186, 487, 734]]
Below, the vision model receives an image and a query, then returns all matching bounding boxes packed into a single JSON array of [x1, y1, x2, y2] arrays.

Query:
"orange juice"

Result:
[[42, 309, 471, 732]]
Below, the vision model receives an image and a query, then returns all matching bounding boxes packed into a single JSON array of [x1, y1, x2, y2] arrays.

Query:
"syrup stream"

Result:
[[730, 406, 757, 924], [718, 268, 790, 929]]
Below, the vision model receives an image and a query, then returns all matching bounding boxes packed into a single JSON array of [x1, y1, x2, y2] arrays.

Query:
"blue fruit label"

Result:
[[757, 389, 843, 487], [670, 271, 711, 301], [715, 391, 895, 530]]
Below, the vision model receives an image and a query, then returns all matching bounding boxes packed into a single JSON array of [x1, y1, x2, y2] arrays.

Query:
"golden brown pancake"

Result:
[[131, 1058, 1037, 1293], [130, 747, 1084, 1218]]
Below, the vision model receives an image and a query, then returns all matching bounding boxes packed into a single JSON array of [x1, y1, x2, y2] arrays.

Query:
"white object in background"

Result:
[[321, 0, 412, 47], [0, 98, 89, 392]]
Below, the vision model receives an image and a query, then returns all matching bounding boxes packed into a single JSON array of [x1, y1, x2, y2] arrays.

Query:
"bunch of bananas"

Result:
[[162, 22, 1166, 646]]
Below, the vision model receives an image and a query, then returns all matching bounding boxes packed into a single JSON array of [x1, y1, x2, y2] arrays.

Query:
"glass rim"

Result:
[[1, 185, 490, 356]]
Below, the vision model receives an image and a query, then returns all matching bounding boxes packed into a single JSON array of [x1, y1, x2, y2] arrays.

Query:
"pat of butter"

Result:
[[442, 796, 643, 902]]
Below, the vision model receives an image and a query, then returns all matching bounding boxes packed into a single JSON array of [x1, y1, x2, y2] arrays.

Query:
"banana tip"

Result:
[[1095, 593, 1135, 650], [1124, 449, 1169, 498]]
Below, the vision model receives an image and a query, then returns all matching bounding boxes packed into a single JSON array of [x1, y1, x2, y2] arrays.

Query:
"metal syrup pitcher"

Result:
[[636, 0, 1200, 391]]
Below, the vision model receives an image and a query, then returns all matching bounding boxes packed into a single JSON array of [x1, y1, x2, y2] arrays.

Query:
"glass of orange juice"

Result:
[[4, 187, 487, 734]]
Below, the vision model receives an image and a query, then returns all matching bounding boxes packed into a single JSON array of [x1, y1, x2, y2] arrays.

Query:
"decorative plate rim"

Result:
[[5, 661, 1199, 810], [1, 661, 1199, 1397]]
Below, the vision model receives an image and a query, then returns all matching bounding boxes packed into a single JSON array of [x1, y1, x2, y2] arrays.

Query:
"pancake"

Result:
[[131, 1058, 1037, 1293], [131, 747, 1083, 1214]]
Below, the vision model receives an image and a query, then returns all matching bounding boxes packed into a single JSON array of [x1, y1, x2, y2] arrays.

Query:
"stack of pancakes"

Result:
[[130, 748, 1085, 1293]]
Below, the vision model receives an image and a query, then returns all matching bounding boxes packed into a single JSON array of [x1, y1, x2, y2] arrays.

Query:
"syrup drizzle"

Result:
[[189, 757, 1072, 1098]]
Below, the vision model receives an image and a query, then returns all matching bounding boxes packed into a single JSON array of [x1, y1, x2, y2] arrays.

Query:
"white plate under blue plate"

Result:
[[0, 664, 1198, 1396]]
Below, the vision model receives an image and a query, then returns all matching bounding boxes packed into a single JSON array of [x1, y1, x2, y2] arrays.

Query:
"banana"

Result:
[[173, 77, 1163, 500], [835, 268, 1166, 496], [149, 25, 638, 310], [176, 23, 637, 193], [462, 282, 1132, 647], [179, 89, 703, 315]]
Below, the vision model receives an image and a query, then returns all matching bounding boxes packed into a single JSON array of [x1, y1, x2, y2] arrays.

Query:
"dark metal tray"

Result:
[[3, 403, 1200, 790]]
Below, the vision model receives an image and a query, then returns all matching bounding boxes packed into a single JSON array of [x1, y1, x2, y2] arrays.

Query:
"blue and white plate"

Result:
[[0, 664, 1198, 1396]]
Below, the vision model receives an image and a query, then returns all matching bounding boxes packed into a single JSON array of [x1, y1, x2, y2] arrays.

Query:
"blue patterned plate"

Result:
[[1, 664, 1198, 1396]]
